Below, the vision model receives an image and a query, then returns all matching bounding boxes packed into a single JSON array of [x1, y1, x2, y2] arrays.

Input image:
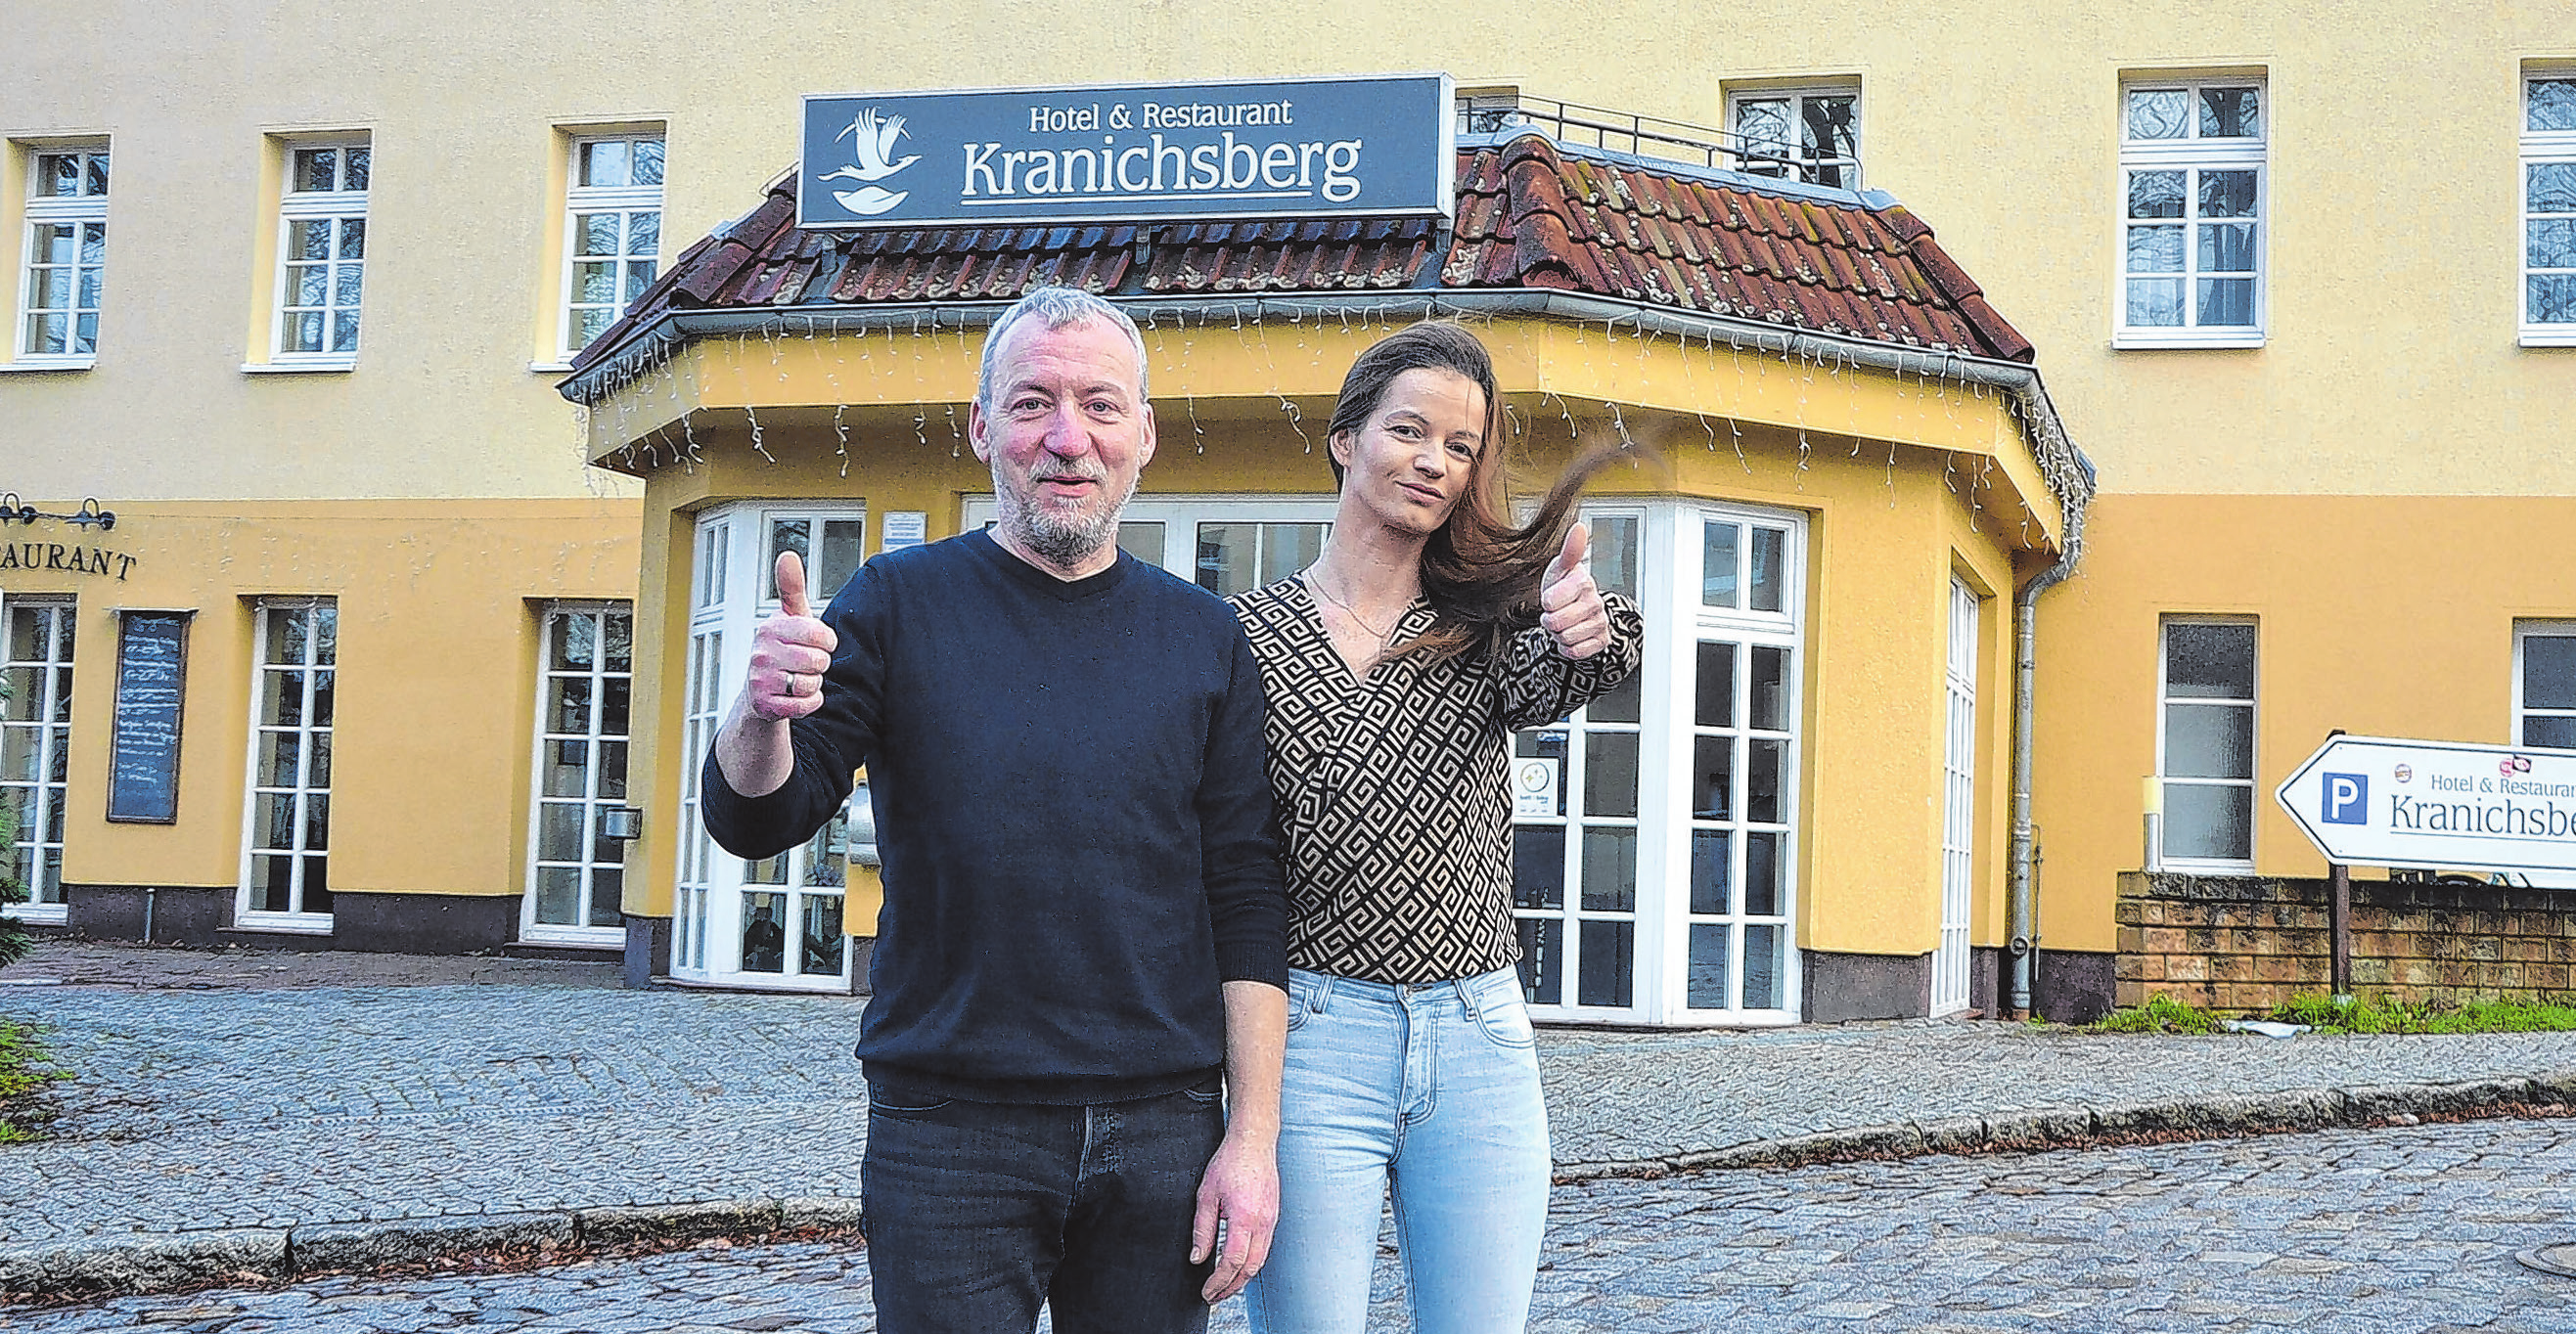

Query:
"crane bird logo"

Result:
[[818, 109, 921, 216]]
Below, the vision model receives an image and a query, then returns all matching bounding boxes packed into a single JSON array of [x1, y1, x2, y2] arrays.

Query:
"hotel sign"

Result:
[[2275, 734, 2576, 874], [799, 74, 1455, 230]]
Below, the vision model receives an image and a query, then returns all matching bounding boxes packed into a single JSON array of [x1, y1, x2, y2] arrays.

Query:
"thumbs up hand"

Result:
[[747, 550, 838, 721], [1538, 523, 1609, 660]]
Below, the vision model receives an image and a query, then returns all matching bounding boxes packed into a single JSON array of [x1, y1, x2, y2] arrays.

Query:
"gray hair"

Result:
[[975, 287, 1150, 410]]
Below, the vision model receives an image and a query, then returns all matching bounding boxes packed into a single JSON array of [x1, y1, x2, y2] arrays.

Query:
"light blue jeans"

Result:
[[1244, 966, 1550, 1334]]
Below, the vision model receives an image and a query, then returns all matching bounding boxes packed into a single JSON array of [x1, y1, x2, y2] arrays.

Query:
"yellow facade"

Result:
[[8, 1, 2566, 1016]]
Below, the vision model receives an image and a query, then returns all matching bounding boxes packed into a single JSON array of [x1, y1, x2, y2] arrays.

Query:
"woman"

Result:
[[1231, 321, 1645, 1333]]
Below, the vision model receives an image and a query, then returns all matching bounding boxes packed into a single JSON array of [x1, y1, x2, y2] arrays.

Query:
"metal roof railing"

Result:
[[1457, 89, 1806, 179]]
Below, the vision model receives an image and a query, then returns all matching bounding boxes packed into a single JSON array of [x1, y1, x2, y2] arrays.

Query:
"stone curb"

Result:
[[7, 1071, 2572, 1304], [1551, 1066, 2576, 1183], [0, 1195, 864, 1303]]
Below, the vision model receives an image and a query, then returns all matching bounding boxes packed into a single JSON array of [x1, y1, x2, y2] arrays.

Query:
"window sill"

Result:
[[529, 360, 575, 374], [0, 905, 68, 924], [2520, 330, 2576, 348], [2112, 333, 2265, 351], [242, 359, 356, 375], [520, 926, 623, 948], [230, 913, 336, 935], [0, 358, 97, 374]]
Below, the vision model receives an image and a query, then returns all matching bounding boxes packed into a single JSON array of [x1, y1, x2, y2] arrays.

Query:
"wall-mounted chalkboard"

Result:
[[109, 610, 191, 823]]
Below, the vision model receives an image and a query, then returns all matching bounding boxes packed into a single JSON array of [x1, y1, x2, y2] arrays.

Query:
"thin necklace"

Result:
[[1302, 569, 1400, 645]]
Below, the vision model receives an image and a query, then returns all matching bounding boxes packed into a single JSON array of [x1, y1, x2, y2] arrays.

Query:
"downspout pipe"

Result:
[[2008, 445, 2093, 1018]]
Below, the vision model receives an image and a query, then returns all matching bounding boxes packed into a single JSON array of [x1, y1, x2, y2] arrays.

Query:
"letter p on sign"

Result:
[[2323, 773, 2369, 824]]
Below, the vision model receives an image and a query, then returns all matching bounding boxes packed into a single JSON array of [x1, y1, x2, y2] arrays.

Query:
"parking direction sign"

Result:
[[2275, 734, 2576, 873]]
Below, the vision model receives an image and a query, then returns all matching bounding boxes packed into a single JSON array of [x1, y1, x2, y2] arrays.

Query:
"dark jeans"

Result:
[[861, 1080, 1227, 1334]]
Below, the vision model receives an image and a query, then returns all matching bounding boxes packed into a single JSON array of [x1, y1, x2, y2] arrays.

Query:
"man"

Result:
[[700, 287, 1288, 1333]]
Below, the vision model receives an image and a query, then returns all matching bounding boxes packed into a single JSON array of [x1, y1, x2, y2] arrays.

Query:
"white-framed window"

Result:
[[2118, 78, 2266, 347], [2515, 621, 2576, 750], [1512, 504, 1805, 1026], [2522, 71, 2576, 344], [961, 494, 1343, 592], [523, 602, 633, 945], [240, 600, 337, 926], [2, 597, 74, 922], [16, 145, 108, 366], [2157, 617, 2257, 867], [1935, 576, 1980, 1016], [1727, 85, 1861, 189], [561, 133, 663, 359], [675, 504, 872, 991], [272, 141, 369, 365]]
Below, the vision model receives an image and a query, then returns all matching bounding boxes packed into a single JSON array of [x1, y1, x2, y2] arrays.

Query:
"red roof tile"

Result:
[[568, 134, 2032, 376]]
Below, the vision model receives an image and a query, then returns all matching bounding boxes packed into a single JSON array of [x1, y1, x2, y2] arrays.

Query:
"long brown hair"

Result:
[[1324, 321, 1642, 662]]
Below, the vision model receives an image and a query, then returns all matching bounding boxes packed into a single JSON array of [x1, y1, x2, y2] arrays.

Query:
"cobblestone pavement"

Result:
[[19, 1117, 2576, 1332], [8, 939, 2576, 1253]]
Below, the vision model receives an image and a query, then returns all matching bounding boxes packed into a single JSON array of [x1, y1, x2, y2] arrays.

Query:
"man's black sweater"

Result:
[[701, 530, 1288, 1104]]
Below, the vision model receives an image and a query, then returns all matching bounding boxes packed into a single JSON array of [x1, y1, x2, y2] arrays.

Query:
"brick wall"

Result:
[[2114, 871, 2576, 1013]]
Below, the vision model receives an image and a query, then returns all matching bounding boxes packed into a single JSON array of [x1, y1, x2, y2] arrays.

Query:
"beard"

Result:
[[997, 467, 1140, 569]]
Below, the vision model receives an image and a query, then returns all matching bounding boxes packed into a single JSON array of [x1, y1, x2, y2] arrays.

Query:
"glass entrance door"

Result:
[[672, 504, 868, 991]]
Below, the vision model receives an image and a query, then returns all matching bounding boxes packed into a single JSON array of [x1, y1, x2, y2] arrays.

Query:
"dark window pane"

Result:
[[1576, 918, 1633, 1007], [2526, 219, 2576, 271], [2163, 782, 2252, 861], [1584, 731, 1638, 819], [1749, 528, 1785, 612], [2199, 170, 2257, 219], [1750, 645, 1789, 732], [1745, 831, 1783, 916], [2166, 623, 2255, 699], [1690, 829, 1733, 915], [1688, 923, 1733, 1009], [2197, 278, 2256, 327], [1512, 826, 1564, 910], [1580, 828, 1635, 912], [2199, 86, 2261, 139], [1747, 739, 1785, 824], [1695, 641, 1737, 728], [741, 892, 786, 972], [1743, 924, 1783, 1009], [2526, 636, 2576, 709], [1693, 734, 1735, 821], [1592, 515, 1640, 600], [2129, 170, 2186, 219], [1515, 917, 1562, 1005], [2201, 222, 2258, 273], [343, 148, 370, 191], [1702, 522, 1740, 607], [2525, 715, 2576, 749], [588, 868, 625, 928], [800, 894, 844, 974]]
